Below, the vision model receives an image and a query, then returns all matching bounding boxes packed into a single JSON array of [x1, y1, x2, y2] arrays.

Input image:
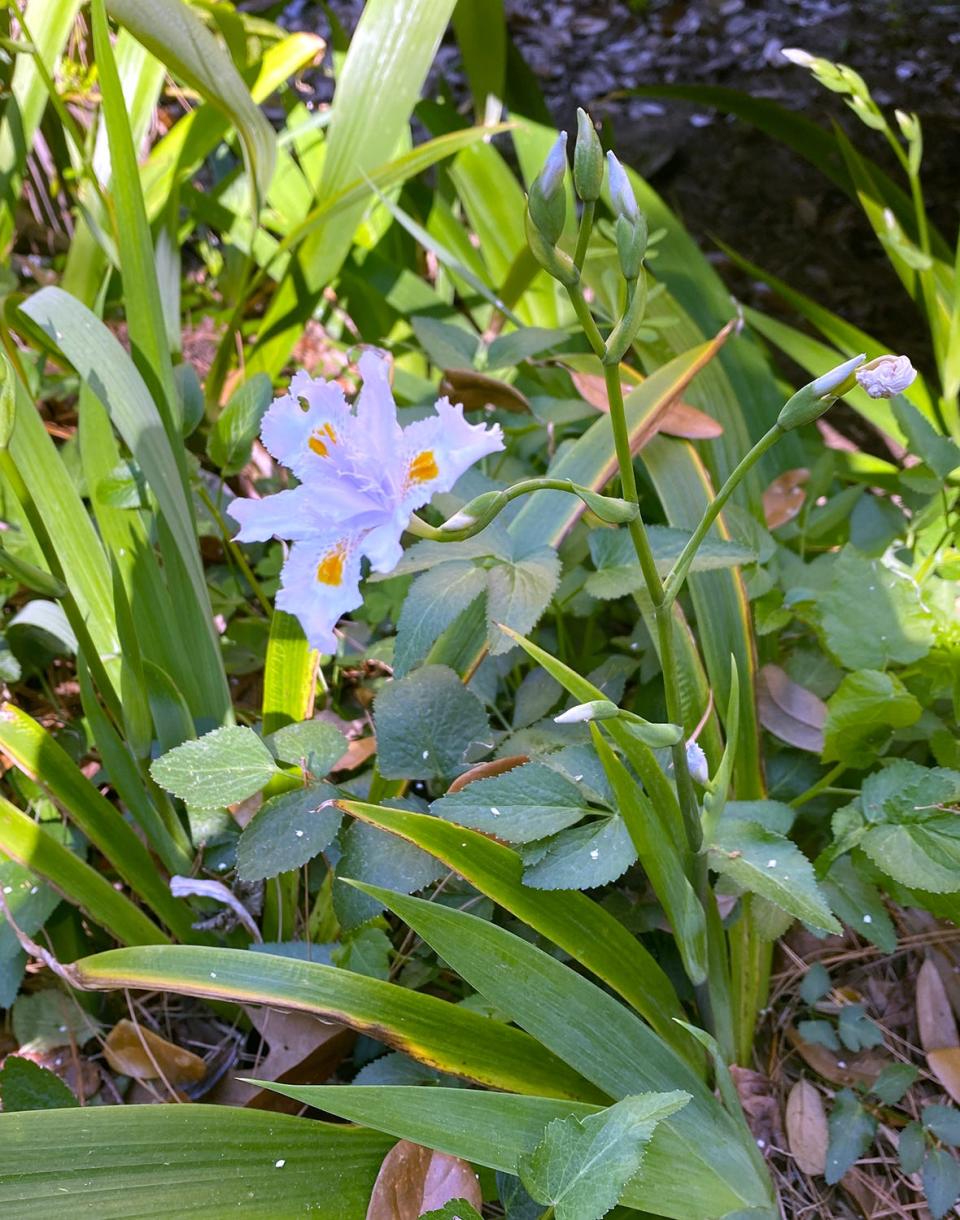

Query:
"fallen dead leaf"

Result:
[[916, 957, 959, 1052], [927, 1047, 960, 1104], [211, 1006, 353, 1112], [366, 1140, 482, 1220], [785, 1078, 829, 1175], [332, 736, 377, 774], [441, 369, 530, 414], [447, 754, 529, 795], [730, 1064, 783, 1155], [757, 664, 826, 754], [762, 468, 809, 529], [103, 1019, 206, 1086], [786, 1025, 888, 1088]]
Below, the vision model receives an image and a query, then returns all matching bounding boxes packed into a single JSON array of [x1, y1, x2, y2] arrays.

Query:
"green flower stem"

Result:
[[788, 760, 846, 809], [573, 199, 595, 270], [199, 484, 274, 618], [662, 424, 783, 608], [0, 448, 123, 724], [407, 477, 636, 542]]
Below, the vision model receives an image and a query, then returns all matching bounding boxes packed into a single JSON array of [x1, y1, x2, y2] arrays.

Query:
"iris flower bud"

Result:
[[615, 212, 648, 282], [776, 353, 866, 431], [573, 109, 604, 202], [554, 699, 619, 724], [527, 131, 567, 246], [855, 354, 917, 399], [0, 352, 14, 451], [606, 151, 639, 222]]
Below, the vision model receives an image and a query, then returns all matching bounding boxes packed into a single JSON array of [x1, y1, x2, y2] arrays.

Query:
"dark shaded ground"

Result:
[[308, 0, 960, 374]]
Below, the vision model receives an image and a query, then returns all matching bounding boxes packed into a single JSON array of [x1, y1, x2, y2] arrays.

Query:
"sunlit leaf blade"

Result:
[[70, 945, 602, 1101], [0, 1105, 393, 1218], [344, 883, 774, 1217], [107, 0, 276, 204], [250, 0, 458, 376], [337, 800, 691, 1062], [0, 704, 193, 940], [0, 796, 168, 946], [261, 611, 319, 736]]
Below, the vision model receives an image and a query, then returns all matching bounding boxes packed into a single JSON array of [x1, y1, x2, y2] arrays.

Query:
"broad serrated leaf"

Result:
[[861, 761, 960, 825], [923, 1105, 960, 1146], [151, 725, 278, 806], [797, 1020, 840, 1051], [0, 1056, 78, 1112], [899, 1121, 926, 1174], [861, 818, 960, 894], [821, 853, 897, 952], [207, 373, 273, 474], [237, 782, 340, 882], [412, 316, 479, 370], [486, 550, 561, 654], [822, 669, 922, 768], [799, 963, 831, 1006], [335, 818, 444, 931], [431, 762, 594, 844], [521, 817, 637, 891], [394, 563, 487, 677], [923, 1146, 960, 1220], [485, 327, 568, 370], [585, 526, 754, 600], [837, 1003, 884, 1052], [512, 669, 563, 729], [267, 720, 347, 778], [374, 666, 490, 781], [709, 819, 840, 934], [517, 1092, 689, 1220], [819, 548, 934, 670], [825, 1089, 876, 1184], [420, 1201, 483, 1220], [891, 398, 960, 478], [870, 1063, 918, 1105]]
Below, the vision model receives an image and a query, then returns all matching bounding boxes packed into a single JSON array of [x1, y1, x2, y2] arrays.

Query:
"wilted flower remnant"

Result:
[[855, 354, 917, 399], [228, 352, 503, 652]]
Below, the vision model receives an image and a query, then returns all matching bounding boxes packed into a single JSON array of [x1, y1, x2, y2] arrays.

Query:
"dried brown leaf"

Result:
[[786, 1025, 888, 1088], [729, 1065, 783, 1155], [441, 369, 530, 414], [917, 957, 959, 1052], [757, 664, 826, 754], [762, 468, 809, 529], [366, 1140, 482, 1220], [103, 1019, 206, 1086], [927, 1047, 960, 1103], [656, 400, 724, 439], [447, 754, 529, 795], [332, 736, 377, 774], [785, 1078, 829, 1175]]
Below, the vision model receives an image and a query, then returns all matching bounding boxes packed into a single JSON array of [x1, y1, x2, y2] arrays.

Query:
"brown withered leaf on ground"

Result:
[[212, 1006, 353, 1112], [762, 468, 809, 529], [332, 735, 377, 774], [366, 1140, 482, 1220], [785, 1078, 829, 1175], [757, 664, 826, 754], [441, 369, 530, 414], [786, 1025, 888, 1088], [730, 1065, 784, 1155], [103, 1019, 206, 1086], [927, 1047, 960, 1104], [917, 957, 959, 1052], [447, 754, 529, 794]]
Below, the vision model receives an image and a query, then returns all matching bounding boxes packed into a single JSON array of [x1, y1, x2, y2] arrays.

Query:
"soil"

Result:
[[295, 0, 960, 377]]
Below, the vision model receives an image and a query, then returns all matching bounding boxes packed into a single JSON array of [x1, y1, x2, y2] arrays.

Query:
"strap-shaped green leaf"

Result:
[[71, 944, 602, 1102]]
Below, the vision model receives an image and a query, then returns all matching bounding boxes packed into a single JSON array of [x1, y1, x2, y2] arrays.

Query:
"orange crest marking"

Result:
[[408, 450, 439, 484], [316, 546, 346, 586], [309, 422, 337, 458]]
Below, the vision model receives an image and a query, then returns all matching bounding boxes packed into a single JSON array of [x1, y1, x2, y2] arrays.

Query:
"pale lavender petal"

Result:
[[226, 487, 311, 543], [275, 537, 364, 654], [354, 350, 403, 474], [361, 515, 407, 574], [398, 399, 504, 512], [260, 377, 351, 480], [226, 482, 382, 543]]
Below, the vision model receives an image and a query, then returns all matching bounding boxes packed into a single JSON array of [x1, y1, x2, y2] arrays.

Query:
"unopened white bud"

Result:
[[782, 47, 815, 67], [855, 354, 917, 399], [554, 699, 619, 725], [440, 510, 478, 532], [686, 741, 709, 786], [606, 152, 639, 222]]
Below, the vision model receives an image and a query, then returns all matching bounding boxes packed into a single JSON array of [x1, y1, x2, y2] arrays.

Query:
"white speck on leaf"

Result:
[[210, 972, 217, 979], [295, 830, 304, 837], [275, 1160, 285, 1169], [766, 859, 777, 868], [590, 849, 599, 860], [490, 806, 501, 817], [863, 915, 873, 924]]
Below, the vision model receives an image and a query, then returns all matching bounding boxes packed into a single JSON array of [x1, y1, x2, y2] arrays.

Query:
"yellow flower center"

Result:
[[316, 546, 346, 586], [308, 422, 337, 458], [408, 449, 439, 484]]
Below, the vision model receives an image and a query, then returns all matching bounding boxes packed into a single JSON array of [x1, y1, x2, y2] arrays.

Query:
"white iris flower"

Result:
[[227, 352, 503, 652]]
